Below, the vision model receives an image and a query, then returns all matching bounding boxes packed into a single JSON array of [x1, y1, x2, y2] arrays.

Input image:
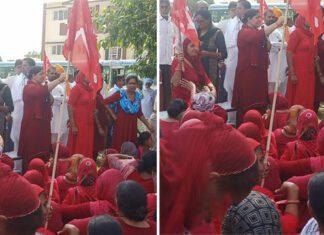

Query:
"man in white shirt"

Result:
[[48, 65, 69, 145], [160, 0, 173, 110], [216, 2, 237, 35], [141, 78, 156, 119], [264, 9, 288, 95], [223, 0, 251, 124], [10, 57, 35, 152]]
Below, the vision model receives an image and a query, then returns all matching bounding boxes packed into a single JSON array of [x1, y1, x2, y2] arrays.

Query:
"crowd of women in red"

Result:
[[161, 95, 324, 234], [0, 141, 157, 235]]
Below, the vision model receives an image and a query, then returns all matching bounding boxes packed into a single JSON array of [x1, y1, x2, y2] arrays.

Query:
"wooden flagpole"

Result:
[[261, 3, 289, 187], [44, 53, 71, 228]]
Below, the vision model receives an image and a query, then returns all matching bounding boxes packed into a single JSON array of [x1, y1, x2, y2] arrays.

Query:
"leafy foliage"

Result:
[[24, 50, 41, 59], [95, 0, 156, 78]]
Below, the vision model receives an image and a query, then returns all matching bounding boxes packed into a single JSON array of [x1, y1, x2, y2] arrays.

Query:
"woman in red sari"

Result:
[[314, 32, 324, 112], [63, 158, 97, 205], [232, 9, 284, 126], [68, 72, 95, 158], [18, 66, 64, 172], [286, 15, 316, 109], [103, 74, 154, 151], [171, 38, 216, 106], [281, 109, 319, 161]]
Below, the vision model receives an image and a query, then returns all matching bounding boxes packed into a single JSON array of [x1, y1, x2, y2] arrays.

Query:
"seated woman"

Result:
[[137, 131, 153, 159], [281, 109, 319, 161], [47, 142, 70, 178], [243, 109, 278, 158], [160, 99, 187, 140], [56, 154, 84, 202], [28, 158, 60, 203], [63, 158, 97, 205], [263, 92, 290, 130], [171, 38, 216, 106], [108, 150, 156, 193]]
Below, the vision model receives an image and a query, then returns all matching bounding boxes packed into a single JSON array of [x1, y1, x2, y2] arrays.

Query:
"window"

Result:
[[53, 10, 68, 21], [51, 45, 63, 55], [59, 23, 68, 36], [108, 47, 122, 60], [52, 46, 56, 55]]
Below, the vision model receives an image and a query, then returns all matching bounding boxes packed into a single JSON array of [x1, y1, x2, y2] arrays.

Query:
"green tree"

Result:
[[95, 0, 156, 79], [24, 50, 41, 59], [187, 0, 214, 13]]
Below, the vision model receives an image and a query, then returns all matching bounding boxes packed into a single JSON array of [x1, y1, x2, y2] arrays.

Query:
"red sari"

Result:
[[103, 91, 144, 151], [315, 33, 324, 107], [18, 80, 52, 172], [68, 74, 95, 158], [93, 93, 109, 156], [116, 217, 156, 235], [232, 25, 269, 126], [171, 38, 212, 106], [160, 119, 180, 140], [280, 109, 319, 161], [286, 16, 315, 109]]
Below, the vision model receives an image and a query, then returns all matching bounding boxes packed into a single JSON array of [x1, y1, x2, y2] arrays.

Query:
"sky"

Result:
[[0, 0, 51, 61]]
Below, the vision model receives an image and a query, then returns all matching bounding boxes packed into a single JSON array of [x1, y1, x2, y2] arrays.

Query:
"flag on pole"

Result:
[[43, 50, 51, 77], [289, 0, 324, 45], [63, 0, 102, 95], [171, 0, 200, 48], [259, 0, 269, 23]]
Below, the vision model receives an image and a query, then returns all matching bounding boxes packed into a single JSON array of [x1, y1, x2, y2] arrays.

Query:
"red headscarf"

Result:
[[0, 168, 40, 218], [297, 109, 319, 139], [52, 142, 70, 159], [295, 15, 313, 38], [96, 169, 124, 205], [238, 122, 262, 142], [183, 38, 207, 79], [77, 158, 98, 184], [161, 112, 256, 234], [31, 184, 46, 197], [268, 92, 289, 110], [0, 154, 14, 170], [243, 110, 266, 135], [75, 72, 92, 91], [24, 170, 46, 188], [28, 158, 49, 182]]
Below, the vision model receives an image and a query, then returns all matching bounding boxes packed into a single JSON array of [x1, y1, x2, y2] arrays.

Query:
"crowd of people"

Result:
[[0, 58, 156, 234], [160, 0, 324, 234]]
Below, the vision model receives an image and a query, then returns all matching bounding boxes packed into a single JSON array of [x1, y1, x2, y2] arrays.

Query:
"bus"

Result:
[[209, 3, 295, 23], [0, 59, 136, 84]]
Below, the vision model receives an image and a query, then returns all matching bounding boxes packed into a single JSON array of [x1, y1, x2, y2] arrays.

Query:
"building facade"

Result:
[[42, 0, 135, 61]]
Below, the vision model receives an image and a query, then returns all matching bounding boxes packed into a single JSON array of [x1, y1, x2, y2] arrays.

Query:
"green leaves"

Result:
[[95, 0, 157, 78]]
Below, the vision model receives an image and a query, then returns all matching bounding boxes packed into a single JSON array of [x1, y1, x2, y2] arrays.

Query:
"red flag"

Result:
[[63, 0, 102, 95], [289, 0, 324, 45], [171, 0, 200, 48], [259, 0, 269, 23], [43, 50, 51, 77]]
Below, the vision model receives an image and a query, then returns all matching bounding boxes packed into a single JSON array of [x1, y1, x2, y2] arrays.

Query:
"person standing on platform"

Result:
[[286, 16, 316, 110], [224, 0, 251, 124], [141, 78, 156, 119], [10, 58, 35, 152], [68, 72, 95, 159], [160, 0, 173, 110], [104, 74, 154, 152], [18, 66, 64, 173], [49, 65, 69, 144], [264, 9, 288, 95], [196, 9, 227, 93], [232, 9, 284, 126]]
